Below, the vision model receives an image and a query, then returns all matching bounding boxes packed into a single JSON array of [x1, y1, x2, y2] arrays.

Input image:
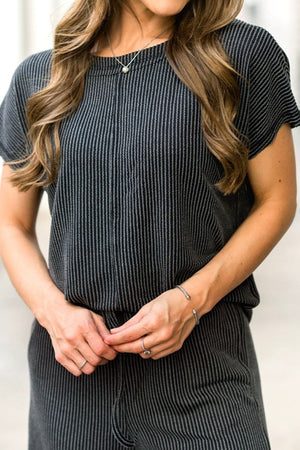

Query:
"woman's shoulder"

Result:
[[10, 49, 52, 95], [219, 19, 285, 71], [15, 49, 52, 78]]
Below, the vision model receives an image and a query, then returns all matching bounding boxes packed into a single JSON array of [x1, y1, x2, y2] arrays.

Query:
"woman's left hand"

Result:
[[103, 287, 208, 360]]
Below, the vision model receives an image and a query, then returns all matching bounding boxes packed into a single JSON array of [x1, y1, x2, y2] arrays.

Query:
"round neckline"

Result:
[[90, 40, 169, 74]]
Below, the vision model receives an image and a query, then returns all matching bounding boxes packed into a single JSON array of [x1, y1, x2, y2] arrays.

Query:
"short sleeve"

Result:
[[247, 30, 300, 159], [0, 66, 30, 167], [0, 51, 52, 168]]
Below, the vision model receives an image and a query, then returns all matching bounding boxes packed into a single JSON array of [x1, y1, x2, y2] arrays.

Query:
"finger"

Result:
[[72, 348, 110, 374], [109, 311, 143, 334], [60, 347, 96, 376], [104, 321, 149, 346], [141, 325, 193, 360], [85, 332, 118, 361], [112, 332, 159, 354], [137, 327, 190, 360], [98, 358, 109, 366], [65, 360, 85, 376], [53, 342, 84, 377], [139, 340, 172, 359], [109, 323, 178, 354], [75, 354, 109, 372], [83, 324, 117, 361], [150, 345, 181, 360], [57, 334, 101, 366], [138, 342, 182, 360], [112, 341, 143, 354], [74, 342, 102, 367], [51, 332, 101, 376], [91, 313, 112, 338], [78, 360, 97, 375], [90, 314, 119, 360], [54, 334, 105, 372]]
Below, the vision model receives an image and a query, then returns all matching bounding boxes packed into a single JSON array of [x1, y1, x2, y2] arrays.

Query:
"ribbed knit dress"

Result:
[[1, 19, 300, 450]]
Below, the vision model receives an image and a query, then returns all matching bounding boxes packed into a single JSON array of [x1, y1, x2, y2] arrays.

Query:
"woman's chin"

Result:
[[144, 1, 190, 18]]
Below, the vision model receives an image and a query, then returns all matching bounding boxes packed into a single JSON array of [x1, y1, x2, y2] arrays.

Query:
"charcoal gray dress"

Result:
[[1, 19, 299, 449]]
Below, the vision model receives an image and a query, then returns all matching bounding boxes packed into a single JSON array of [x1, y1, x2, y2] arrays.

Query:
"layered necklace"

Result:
[[106, 24, 173, 74]]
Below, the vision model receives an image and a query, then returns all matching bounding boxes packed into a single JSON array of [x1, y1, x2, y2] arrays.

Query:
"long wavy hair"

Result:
[[9, 0, 247, 194]]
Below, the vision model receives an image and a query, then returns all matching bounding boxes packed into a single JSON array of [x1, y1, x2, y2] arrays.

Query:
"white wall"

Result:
[[0, 0, 23, 101], [0, 0, 73, 101], [239, 0, 300, 102]]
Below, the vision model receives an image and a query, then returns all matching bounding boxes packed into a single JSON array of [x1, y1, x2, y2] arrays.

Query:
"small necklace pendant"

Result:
[[122, 66, 130, 74]]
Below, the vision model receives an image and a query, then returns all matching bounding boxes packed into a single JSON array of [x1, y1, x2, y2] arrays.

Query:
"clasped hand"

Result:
[[103, 287, 202, 360], [43, 287, 204, 377]]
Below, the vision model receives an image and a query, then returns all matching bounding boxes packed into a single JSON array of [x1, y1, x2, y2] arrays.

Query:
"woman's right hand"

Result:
[[0, 166, 117, 377], [38, 294, 118, 376]]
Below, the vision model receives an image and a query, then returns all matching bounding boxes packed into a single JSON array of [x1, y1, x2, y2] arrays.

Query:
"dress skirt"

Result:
[[28, 301, 271, 449]]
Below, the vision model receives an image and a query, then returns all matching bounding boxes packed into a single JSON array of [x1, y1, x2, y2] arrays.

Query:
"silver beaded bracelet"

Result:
[[175, 284, 200, 325]]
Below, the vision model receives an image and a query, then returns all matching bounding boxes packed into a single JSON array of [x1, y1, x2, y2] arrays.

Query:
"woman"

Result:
[[0, 0, 299, 448]]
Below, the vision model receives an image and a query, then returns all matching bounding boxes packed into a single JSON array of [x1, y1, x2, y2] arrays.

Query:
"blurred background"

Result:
[[0, 0, 299, 449]]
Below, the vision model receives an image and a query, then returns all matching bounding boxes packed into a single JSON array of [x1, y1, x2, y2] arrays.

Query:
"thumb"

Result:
[[91, 313, 111, 339]]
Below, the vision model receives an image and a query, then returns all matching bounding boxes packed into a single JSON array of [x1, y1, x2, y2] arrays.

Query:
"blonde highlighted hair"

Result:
[[10, 0, 247, 195]]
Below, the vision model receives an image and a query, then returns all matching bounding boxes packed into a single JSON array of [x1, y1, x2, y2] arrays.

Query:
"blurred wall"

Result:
[[1, 0, 51, 100], [240, 0, 300, 102]]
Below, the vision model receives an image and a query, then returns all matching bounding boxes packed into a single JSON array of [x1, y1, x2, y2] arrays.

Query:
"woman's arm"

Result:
[[104, 124, 297, 358], [182, 123, 297, 311], [0, 165, 117, 375]]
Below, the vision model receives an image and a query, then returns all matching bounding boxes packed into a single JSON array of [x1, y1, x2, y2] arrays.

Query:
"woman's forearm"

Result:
[[182, 198, 296, 313], [0, 224, 64, 323], [0, 223, 118, 374]]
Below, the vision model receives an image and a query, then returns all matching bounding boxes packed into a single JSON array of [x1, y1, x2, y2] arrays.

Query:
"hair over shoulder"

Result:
[[10, 0, 247, 195]]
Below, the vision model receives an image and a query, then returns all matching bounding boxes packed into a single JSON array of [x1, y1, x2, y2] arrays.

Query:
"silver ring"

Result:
[[193, 308, 200, 325], [78, 359, 88, 370], [141, 337, 151, 356]]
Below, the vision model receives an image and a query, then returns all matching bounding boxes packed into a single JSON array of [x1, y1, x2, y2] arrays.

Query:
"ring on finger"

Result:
[[141, 337, 151, 356], [192, 308, 200, 325], [78, 359, 88, 370]]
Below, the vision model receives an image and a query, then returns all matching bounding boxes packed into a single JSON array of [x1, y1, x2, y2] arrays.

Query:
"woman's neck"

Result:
[[94, 2, 175, 57]]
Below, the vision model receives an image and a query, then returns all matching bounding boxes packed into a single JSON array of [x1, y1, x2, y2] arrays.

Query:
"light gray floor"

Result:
[[1, 132, 300, 449]]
